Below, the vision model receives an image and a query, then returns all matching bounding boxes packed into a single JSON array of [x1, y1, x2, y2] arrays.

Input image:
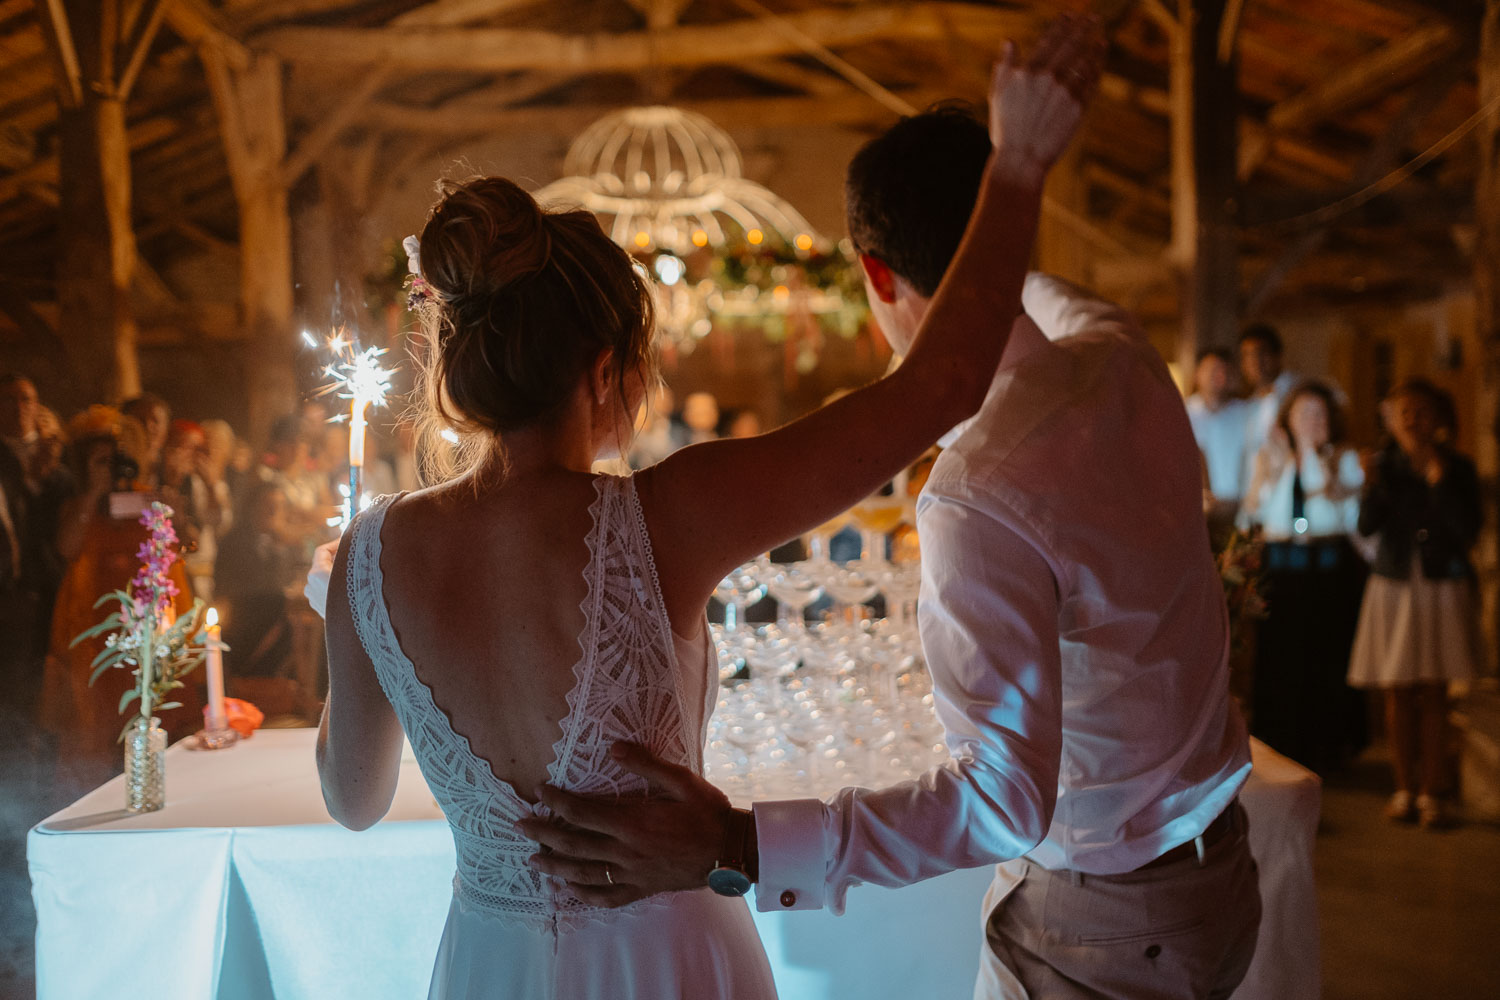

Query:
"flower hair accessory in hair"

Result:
[[402, 234, 432, 310]]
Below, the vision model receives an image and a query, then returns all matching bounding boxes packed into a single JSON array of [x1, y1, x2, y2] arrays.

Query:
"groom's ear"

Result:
[[858, 253, 899, 304]]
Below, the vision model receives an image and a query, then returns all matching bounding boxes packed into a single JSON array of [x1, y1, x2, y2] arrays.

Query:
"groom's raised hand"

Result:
[[519, 742, 739, 908]]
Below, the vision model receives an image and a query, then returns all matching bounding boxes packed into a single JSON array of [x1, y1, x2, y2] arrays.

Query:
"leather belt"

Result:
[[1135, 800, 1237, 872]]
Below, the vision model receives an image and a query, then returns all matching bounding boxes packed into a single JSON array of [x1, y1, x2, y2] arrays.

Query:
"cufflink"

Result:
[[780, 890, 796, 908]]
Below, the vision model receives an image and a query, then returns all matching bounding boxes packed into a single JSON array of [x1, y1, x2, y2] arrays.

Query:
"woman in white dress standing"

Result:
[[311, 16, 1104, 999], [1348, 379, 1482, 828]]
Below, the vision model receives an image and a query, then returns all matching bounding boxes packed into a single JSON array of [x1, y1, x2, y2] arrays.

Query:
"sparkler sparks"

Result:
[[308, 326, 398, 528]]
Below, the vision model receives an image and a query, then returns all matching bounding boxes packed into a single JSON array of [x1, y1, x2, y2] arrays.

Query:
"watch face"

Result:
[[707, 867, 752, 898]]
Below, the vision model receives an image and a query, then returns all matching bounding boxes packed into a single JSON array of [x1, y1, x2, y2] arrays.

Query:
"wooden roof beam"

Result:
[[34, 0, 84, 108], [166, 0, 251, 71], [388, 0, 551, 28], [256, 3, 1032, 73], [355, 89, 954, 135], [739, 57, 852, 98], [1240, 22, 1460, 180], [116, 0, 172, 101]]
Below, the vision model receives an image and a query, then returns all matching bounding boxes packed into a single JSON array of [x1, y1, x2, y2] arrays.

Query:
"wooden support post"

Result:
[[1169, 0, 1239, 374], [203, 48, 297, 444], [53, 0, 142, 406], [1479, 0, 1500, 668], [1481, 3, 1500, 362]]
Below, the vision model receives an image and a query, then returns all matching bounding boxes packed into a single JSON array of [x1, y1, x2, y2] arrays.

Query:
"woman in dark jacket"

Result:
[[1348, 379, 1482, 829]]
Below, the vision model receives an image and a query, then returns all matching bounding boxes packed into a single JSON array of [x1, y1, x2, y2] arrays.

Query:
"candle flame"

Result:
[[206, 607, 219, 627]]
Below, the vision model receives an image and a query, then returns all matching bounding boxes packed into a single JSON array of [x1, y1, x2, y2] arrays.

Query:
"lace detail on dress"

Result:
[[344, 477, 700, 933]]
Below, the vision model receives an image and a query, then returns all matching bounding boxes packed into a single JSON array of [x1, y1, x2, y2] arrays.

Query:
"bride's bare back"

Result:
[[376, 471, 598, 795]]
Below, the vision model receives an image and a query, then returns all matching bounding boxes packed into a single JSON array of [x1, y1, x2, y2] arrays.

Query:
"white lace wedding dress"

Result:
[[345, 475, 778, 999]]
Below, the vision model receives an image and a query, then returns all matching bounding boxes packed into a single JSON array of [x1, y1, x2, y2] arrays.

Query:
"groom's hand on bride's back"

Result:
[[519, 742, 734, 908]]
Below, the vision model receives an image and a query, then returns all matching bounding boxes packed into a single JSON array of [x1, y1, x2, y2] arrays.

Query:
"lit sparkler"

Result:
[[312, 327, 397, 526]]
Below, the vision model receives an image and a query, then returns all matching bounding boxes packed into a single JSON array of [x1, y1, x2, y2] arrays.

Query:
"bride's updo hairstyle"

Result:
[[412, 176, 656, 481]]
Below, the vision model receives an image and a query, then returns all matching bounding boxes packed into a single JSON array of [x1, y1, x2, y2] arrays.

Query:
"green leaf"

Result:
[[71, 613, 125, 647], [157, 701, 182, 711], [88, 651, 132, 685], [89, 644, 128, 671], [118, 689, 141, 714]]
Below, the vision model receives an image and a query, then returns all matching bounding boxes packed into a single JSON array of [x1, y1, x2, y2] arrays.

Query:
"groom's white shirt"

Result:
[[753, 274, 1252, 914]]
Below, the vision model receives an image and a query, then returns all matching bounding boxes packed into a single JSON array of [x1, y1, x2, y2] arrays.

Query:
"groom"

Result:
[[521, 99, 1263, 998]]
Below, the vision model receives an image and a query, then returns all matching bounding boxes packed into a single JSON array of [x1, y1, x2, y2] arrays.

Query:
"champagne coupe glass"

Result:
[[823, 564, 879, 635], [767, 561, 824, 636]]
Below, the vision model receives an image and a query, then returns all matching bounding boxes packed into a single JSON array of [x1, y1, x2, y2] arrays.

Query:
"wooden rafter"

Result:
[[281, 66, 390, 187], [165, 0, 250, 70], [34, 0, 84, 107], [256, 3, 1032, 73], [388, 0, 551, 28], [116, 0, 172, 101], [354, 88, 954, 135], [1240, 21, 1459, 180], [1243, 60, 1466, 315]]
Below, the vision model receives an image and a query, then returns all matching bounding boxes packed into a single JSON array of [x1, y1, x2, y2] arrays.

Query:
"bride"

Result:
[[313, 16, 1101, 999]]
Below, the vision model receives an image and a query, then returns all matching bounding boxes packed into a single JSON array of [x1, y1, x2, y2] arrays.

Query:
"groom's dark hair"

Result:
[[844, 102, 993, 298]]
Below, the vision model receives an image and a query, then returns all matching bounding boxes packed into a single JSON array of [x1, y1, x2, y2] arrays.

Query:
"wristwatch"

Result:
[[707, 807, 754, 897]]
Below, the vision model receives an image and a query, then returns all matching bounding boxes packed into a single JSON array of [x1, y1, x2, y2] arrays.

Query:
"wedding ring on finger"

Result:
[[604, 864, 615, 886]]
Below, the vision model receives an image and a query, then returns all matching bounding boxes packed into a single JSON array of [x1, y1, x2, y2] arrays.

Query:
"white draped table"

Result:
[[29, 729, 1319, 1000]]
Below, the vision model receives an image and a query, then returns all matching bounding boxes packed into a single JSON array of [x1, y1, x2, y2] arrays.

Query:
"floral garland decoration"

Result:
[[705, 237, 868, 339], [74, 501, 211, 737]]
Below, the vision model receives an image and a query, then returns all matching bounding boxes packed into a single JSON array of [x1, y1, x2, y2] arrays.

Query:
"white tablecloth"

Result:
[[29, 729, 1318, 1000]]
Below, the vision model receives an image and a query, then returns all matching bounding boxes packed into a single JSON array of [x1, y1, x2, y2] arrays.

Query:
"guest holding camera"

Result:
[[1241, 380, 1367, 771], [41, 410, 200, 773], [1348, 380, 1481, 829]]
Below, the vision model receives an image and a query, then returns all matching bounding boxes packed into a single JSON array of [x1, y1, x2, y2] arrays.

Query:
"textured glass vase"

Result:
[[124, 716, 166, 813]]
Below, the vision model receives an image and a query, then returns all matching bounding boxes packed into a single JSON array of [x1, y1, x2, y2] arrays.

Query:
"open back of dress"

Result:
[[345, 474, 776, 999]]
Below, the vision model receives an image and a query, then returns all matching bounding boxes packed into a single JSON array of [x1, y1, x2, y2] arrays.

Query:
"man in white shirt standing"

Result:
[[1238, 324, 1299, 485], [524, 100, 1261, 1000], [1186, 348, 1250, 534]]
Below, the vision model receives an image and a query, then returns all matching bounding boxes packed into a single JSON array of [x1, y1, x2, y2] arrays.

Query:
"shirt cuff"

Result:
[[751, 798, 827, 912]]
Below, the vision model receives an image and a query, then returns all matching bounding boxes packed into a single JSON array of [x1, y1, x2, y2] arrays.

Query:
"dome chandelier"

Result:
[[535, 105, 859, 350]]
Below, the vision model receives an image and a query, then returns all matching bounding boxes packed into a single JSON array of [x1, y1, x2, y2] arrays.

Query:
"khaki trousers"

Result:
[[976, 805, 1261, 1000]]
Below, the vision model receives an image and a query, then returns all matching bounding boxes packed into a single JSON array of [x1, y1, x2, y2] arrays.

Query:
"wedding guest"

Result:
[[225, 435, 257, 513], [257, 414, 332, 554], [1241, 380, 1367, 771], [162, 420, 232, 602], [1348, 380, 1481, 829], [721, 409, 762, 440], [159, 420, 208, 556], [215, 479, 297, 677], [199, 418, 239, 574], [1185, 349, 1249, 534], [681, 391, 720, 445], [0, 374, 76, 712], [628, 386, 678, 469], [121, 393, 170, 487]]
